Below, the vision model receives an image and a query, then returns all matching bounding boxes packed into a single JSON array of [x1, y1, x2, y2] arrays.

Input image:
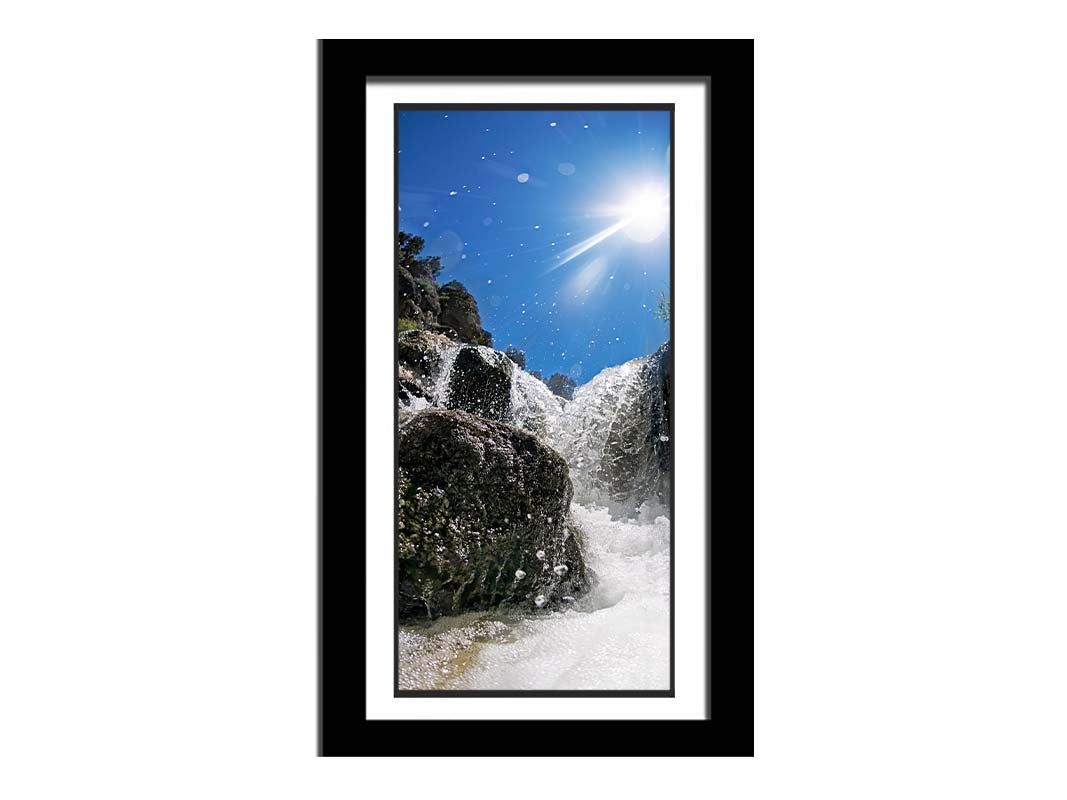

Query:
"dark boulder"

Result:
[[438, 281, 492, 346], [545, 372, 577, 400], [445, 346, 514, 421], [397, 409, 591, 620]]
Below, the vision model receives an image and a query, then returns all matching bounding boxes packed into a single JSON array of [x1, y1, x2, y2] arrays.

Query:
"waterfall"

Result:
[[507, 345, 671, 516], [430, 343, 461, 407], [509, 368, 568, 448], [401, 336, 671, 517], [398, 338, 673, 691]]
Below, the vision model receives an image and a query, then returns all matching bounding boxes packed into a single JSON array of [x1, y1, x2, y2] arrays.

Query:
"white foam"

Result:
[[397, 345, 672, 691], [398, 503, 670, 691]]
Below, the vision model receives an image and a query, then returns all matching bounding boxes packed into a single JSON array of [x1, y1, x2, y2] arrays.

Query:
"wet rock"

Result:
[[445, 346, 514, 421], [426, 323, 461, 340], [397, 408, 591, 620], [545, 372, 577, 400], [397, 329, 454, 397], [398, 365, 435, 406]]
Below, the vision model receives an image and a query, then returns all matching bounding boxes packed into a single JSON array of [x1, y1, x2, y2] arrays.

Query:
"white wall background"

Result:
[[4, 3, 1067, 798]]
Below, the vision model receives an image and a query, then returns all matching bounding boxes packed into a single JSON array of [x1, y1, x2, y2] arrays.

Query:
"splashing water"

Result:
[[431, 343, 462, 407], [509, 368, 569, 446], [399, 340, 671, 690], [398, 504, 670, 690], [508, 348, 671, 515], [412, 340, 670, 509]]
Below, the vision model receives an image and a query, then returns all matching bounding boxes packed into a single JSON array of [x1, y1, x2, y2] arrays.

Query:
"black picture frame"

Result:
[[319, 40, 753, 756]]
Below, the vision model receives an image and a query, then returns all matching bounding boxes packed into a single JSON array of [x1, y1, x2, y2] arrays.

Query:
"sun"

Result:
[[621, 186, 669, 243], [544, 183, 671, 274]]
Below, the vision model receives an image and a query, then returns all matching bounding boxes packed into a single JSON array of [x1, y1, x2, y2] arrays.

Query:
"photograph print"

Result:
[[395, 106, 673, 693]]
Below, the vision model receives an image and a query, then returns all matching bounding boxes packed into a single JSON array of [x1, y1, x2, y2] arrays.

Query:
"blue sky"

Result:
[[398, 109, 670, 383]]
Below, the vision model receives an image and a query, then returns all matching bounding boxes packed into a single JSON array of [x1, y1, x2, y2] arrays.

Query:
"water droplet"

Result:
[[535, 549, 546, 560], [549, 121, 557, 127], [534, 595, 546, 608], [422, 221, 430, 228], [449, 190, 458, 196], [516, 173, 530, 183], [553, 564, 569, 577], [515, 569, 526, 580], [557, 162, 576, 176]]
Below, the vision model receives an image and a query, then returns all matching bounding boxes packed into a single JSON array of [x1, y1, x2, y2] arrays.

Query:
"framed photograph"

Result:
[[320, 41, 752, 755]]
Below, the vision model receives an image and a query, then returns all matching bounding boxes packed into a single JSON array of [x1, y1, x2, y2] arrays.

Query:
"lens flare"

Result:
[[620, 188, 669, 243], [544, 184, 669, 284]]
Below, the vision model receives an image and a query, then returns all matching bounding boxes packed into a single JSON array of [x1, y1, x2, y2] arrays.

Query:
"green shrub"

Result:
[[398, 317, 420, 333], [655, 291, 671, 323], [398, 231, 443, 278]]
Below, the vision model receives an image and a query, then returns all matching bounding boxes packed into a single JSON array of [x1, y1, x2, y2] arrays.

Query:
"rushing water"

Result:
[[398, 343, 671, 691]]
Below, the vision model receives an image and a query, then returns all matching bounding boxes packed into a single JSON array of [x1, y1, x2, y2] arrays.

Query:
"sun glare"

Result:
[[545, 183, 670, 278], [621, 187, 669, 243]]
